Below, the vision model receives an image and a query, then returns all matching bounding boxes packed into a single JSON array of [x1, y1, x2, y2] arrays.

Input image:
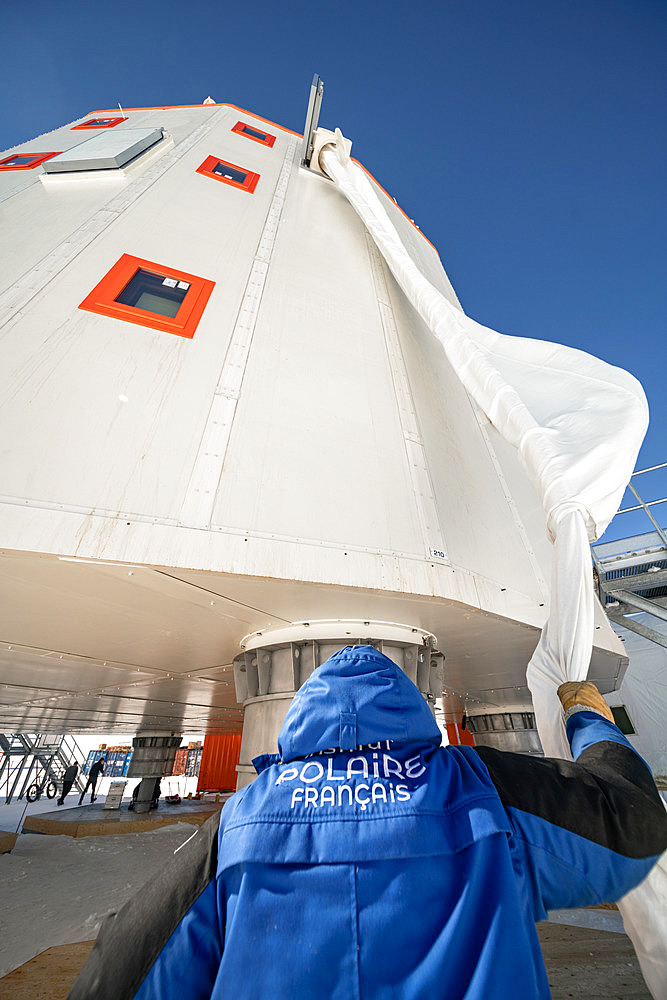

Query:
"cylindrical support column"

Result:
[[127, 731, 182, 813], [233, 621, 444, 789], [466, 711, 543, 755]]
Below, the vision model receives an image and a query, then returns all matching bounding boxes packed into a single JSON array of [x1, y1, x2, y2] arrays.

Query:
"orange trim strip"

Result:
[[351, 158, 439, 256], [82, 103, 437, 254], [86, 103, 302, 139], [79, 253, 215, 340]]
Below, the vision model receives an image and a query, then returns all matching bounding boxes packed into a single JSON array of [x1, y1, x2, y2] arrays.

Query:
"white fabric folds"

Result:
[[320, 138, 664, 997]]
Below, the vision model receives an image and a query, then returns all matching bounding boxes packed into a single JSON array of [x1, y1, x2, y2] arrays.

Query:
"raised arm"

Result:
[[473, 683, 667, 916]]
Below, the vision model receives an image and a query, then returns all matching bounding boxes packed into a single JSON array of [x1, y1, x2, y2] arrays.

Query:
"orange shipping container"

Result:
[[197, 733, 243, 793]]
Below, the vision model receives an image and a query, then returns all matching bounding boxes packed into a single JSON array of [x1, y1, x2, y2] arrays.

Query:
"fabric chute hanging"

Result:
[[318, 131, 665, 999]]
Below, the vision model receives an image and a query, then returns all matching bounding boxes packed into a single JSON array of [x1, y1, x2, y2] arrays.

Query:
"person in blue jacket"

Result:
[[69, 645, 667, 1000]]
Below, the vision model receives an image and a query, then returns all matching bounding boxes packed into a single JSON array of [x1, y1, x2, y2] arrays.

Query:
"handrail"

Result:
[[605, 464, 667, 548], [0, 731, 89, 801], [632, 462, 667, 476]]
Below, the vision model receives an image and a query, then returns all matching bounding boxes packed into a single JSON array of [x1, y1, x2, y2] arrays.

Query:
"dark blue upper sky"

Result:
[[2, 0, 665, 541]]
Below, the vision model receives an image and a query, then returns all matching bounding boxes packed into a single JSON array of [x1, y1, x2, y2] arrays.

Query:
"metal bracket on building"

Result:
[[301, 73, 324, 167]]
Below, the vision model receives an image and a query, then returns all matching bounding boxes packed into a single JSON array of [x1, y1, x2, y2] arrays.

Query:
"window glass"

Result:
[[212, 162, 248, 185], [0, 151, 60, 170], [610, 706, 636, 735], [4, 155, 38, 166], [196, 155, 259, 192], [241, 125, 269, 141], [73, 117, 127, 130], [231, 121, 276, 148], [115, 269, 190, 318]]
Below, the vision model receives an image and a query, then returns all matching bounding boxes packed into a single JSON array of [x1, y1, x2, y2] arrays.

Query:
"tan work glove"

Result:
[[557, 681, 614, 723]]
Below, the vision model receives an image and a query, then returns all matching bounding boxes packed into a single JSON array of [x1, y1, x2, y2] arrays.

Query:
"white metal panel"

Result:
[[0, 103, 628, 734], [180, 136, 299, 527], [606, 626, 667, 776], [0, 111, 223, 304], [365, 170, 461, 309], [385, 270, 550, 599], [0, 109, 291, 521], [0, 108, 210, 206], [0, 183, 120, 295], [212, 167, 426, 555]]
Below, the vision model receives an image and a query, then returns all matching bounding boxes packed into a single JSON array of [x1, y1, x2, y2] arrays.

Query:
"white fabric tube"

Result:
[[320, 140, 664, 996], [526, 506, 594, 756], [320, 142, 647, 746], [620, 847, 667, 1000]]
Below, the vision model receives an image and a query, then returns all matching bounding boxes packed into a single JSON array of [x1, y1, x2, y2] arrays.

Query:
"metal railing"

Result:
[[616, 462, 667, 548], [0, 732, 88, 803], [592, 463, 667, 649]]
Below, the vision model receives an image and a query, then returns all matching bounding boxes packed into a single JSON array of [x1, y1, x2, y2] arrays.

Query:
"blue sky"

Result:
[[2, 0, 665, 541]]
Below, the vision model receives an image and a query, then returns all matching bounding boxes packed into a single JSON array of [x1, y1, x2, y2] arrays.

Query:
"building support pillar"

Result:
[[127, 731, 182, 812], [233, 621, 444, 789], [465, 711, 542, 754]]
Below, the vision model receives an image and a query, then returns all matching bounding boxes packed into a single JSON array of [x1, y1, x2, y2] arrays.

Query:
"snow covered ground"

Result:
[[0, 822, 198, 977], [1, 793, 657, 987], [0, 776, 200, 834]]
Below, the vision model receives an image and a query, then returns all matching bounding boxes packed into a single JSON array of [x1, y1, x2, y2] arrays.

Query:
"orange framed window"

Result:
[[79, 254, 215, 340], [0, 151, 60, 171], [231, 120, 276, 148], [196, 155, 259, 193], [72, 117, 128, 130]]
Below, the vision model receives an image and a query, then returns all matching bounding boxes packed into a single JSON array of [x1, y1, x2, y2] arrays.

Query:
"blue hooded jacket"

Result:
[[70, 645, 667, 1000]]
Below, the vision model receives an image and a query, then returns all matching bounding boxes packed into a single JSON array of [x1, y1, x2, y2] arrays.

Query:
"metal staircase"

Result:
[[0, 733, 87, 803]]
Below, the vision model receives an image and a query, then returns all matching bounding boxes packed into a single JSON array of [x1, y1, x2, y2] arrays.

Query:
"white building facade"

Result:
[[0, 99, 626, 773]]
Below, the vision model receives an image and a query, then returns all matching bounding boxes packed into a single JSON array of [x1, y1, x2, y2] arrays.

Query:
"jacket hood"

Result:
[[277, 644, 441, 762]]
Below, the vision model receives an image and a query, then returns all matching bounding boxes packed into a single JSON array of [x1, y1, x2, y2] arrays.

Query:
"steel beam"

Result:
[[612, 589, 667, 622], [625, 484, 667, 547], [608, 613, 667, 649], [601, 567, 667, 593]]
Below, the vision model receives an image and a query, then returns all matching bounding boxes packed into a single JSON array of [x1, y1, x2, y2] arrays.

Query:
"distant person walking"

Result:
[[57, 762, 79, 806], [79, 756, 105, 805]]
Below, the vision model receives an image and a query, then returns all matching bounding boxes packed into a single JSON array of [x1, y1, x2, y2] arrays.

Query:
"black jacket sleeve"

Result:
[[474, 711, 667, 910]]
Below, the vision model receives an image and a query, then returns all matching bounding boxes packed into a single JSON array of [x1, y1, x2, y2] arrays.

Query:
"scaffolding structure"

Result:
[[592, 462, 667, 649], [0, 733, 87, 803]]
